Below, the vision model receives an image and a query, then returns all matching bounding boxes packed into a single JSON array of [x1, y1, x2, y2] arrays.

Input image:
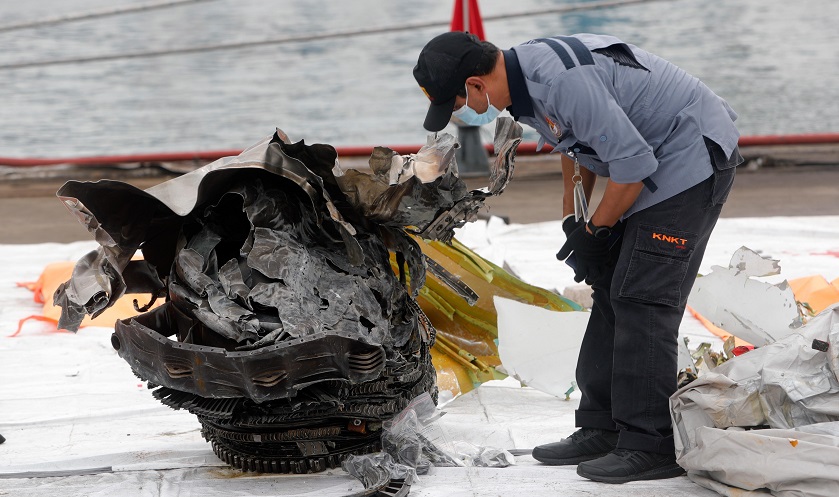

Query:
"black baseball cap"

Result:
[[413, 32, 484, 132]]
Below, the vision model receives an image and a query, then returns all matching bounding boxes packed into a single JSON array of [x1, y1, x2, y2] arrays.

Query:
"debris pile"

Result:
[[672, 247, 839, 496], [53, 119, 523, 474]]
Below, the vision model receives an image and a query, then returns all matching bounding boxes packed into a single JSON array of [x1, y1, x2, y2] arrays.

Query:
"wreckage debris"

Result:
[[54, 119, 523, 474], [687, 246, 803, 347], [671, 304, 839, 496]]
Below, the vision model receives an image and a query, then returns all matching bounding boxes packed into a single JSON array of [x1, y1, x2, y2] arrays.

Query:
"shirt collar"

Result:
[[503, 48, 535, 119]]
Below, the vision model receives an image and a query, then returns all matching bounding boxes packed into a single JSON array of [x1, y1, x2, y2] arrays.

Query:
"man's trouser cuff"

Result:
[[617, 430, 675, 455], [575, 410, 617, 431]]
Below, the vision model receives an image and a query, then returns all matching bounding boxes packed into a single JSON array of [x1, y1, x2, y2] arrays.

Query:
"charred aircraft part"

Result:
[[343, 454, 412, 497], [334, 118, 522, 243], [54, 118, 523, 473]]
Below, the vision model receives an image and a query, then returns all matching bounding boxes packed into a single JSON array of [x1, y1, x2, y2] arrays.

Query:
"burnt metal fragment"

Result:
[[54, 118, 523, 474], [343, 454, 412, 497]]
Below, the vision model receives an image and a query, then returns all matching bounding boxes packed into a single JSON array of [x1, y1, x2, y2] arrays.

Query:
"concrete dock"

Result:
[[1, 143, 838, 244]]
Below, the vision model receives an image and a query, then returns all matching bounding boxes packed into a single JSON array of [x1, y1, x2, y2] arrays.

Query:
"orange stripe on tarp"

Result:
[[10, 315, 63, 337]]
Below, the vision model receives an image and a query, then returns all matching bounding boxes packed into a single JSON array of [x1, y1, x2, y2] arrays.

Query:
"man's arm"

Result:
[[560, 154, 640, 228], [589, 179, 645, 229]]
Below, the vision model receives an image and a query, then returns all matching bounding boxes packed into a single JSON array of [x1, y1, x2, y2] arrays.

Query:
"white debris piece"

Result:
[[561, 283, 593, 309], [681, 424, 839, 497], [495, 296, 589, 398], [687, 246, 802, 346], [677, 337, 698, 373], [728, 245, 782, 276]]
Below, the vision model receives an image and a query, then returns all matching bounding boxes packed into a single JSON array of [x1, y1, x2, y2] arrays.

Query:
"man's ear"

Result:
[[465, 76, 485, 93]]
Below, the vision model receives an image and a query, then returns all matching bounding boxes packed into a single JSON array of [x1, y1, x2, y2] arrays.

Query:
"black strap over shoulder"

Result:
[[534, 37, 595, 70], [535, 37, 575, 70], [556, 36, 594, 65]]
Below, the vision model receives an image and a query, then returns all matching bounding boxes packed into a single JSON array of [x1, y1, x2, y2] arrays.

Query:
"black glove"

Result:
[[556, 224, 611, 284], [562, 215, 585, 237]]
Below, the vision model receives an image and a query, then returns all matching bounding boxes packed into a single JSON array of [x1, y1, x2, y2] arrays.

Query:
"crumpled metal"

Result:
[[52, 118, 524, 473], [335, 118, 521, 243], [672, 305, 839, 433], [55, 118, 523, 341], [52, 118, 523, 383]]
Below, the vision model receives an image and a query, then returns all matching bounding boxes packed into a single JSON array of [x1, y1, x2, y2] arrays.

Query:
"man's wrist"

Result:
[[586, 219, 612, 239], [587, 213, 616, 231]]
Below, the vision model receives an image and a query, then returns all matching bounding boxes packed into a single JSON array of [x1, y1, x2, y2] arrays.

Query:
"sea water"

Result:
[[0, 0, 836, 157]]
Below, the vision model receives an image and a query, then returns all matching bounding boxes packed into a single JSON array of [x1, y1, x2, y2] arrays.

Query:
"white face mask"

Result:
[[452, 85, 502, 126]]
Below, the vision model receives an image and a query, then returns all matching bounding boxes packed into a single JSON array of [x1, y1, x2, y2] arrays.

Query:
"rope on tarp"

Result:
[[0, 0, 217, 34], [0, 0, 671, 70]]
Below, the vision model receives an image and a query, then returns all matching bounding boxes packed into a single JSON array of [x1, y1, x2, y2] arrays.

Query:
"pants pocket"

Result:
[[704, 137, 741, 206], [710, 166, 735, 205], [618, 224, 696, 307]]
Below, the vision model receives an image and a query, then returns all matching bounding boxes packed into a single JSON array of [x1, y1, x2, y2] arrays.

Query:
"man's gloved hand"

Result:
[[556, 224, 611, 284], [562, 215, 585, 237]]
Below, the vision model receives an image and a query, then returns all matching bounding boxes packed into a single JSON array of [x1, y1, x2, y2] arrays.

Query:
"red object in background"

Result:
[[450, 0, 485, 41], [731, 345, 755, 356]]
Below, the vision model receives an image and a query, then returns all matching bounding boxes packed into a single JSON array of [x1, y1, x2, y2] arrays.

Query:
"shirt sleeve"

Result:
[[547, 67, 659, 183]]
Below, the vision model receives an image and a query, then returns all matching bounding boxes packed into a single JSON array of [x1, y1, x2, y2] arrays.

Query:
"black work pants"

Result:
[[574, 145, 737, 455]]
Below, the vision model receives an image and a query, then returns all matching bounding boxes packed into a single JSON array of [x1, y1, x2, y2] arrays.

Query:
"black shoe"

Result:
[[576, 448, 686, 483], [531, 428, 619, 465]]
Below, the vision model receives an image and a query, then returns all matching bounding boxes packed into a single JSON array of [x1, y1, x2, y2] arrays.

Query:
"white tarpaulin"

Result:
[[3, 216, 839, 496], [679, 424, 839, 497]]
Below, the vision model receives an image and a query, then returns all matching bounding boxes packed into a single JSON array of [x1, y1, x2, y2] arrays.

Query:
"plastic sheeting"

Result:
[[343, 391, 514, 493], [671, 305, 839, 496]]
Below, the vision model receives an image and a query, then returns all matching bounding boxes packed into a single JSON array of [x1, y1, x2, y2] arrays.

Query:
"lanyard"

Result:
[[570, 152, 588, 222]]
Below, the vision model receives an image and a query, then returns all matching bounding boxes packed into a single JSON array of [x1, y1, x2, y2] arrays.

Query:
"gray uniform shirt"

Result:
[[504, 34, 740, 217]]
